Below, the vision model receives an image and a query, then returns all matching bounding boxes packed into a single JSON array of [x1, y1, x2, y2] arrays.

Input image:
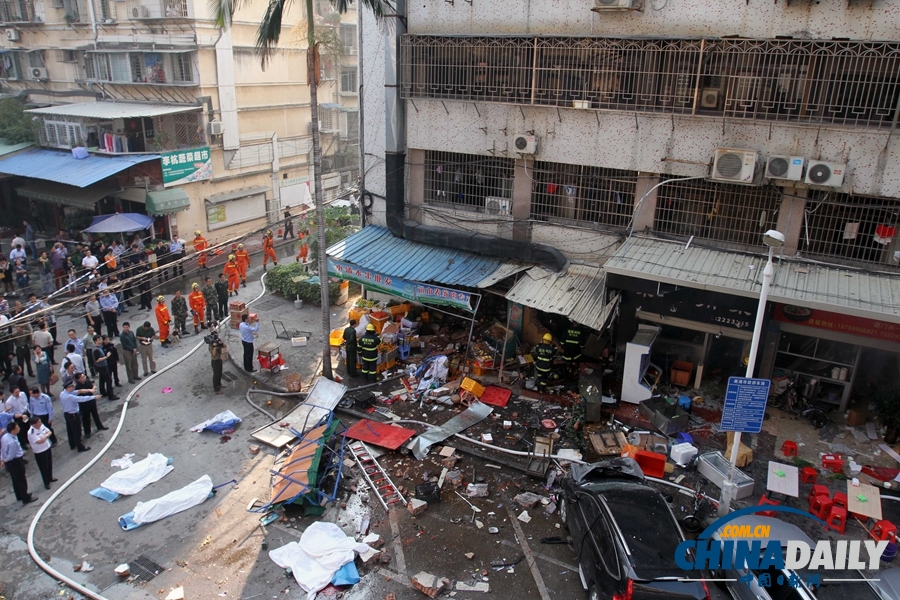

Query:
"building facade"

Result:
[[0, 0, 358, 240], [360, 1, 900, 410]]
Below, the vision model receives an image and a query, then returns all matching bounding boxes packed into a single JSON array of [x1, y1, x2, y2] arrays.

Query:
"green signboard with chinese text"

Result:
[[162, 147, 212, 187]]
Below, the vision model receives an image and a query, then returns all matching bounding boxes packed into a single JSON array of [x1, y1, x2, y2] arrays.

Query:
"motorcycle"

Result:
[[768, 377, 829, 429]]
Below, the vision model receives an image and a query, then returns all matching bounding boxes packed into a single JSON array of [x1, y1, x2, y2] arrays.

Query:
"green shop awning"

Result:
[[146, 188, 190, 216]]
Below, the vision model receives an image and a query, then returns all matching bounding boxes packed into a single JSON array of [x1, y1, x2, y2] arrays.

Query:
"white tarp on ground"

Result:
[[190, 410, 242, 434], [269, 522, 372, 600], [132, 475, 213, 525], [101, 453, 174, 496]]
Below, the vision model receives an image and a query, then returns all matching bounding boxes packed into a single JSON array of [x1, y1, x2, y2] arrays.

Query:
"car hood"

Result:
[[571, 457, 645, 484]]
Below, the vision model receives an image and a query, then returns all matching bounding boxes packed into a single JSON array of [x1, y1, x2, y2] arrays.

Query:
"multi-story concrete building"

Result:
[[0, 0, 358, 240], [348, 1, 900, 410]]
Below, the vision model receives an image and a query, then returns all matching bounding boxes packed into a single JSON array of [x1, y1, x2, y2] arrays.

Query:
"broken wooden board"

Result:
[[589, 430, 628, 457]]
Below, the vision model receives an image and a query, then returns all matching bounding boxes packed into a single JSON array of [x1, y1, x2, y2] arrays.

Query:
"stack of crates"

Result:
[[230, 301, 249, 329]]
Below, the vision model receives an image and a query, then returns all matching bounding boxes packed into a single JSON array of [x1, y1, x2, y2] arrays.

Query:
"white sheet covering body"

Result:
[[132, 475, 213, 525], [101, 453, 174, 495], [268, 522, 372, 599]]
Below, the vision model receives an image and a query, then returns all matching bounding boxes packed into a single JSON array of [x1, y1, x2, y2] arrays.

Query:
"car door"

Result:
[[576, 493, 604, 592]]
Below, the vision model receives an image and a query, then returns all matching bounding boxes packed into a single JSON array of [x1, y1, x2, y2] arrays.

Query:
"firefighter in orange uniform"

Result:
[[235, 243, 250, 287], [223, 254, 241, 296], [193, 230, 208, 269], [188, 282, 206, 334], [262, 230, 278, 270], [155, 295, 172, 347]]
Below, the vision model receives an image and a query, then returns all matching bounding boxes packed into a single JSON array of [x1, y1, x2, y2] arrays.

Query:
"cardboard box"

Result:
[[846, 408, 868, 427], [670, 361, 694, 386], [725, 431, 754, 467], [291, 336, 308, 347]]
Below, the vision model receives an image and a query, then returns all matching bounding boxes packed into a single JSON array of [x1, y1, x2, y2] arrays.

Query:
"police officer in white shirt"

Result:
[[27, 415, 56, 489], [1, 421, 36, 504]]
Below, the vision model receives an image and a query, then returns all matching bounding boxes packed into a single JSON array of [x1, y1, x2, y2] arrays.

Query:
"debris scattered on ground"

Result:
[[408, 498, 428, 515], [517, 510, 532, 524], [73, 561, 93, 573], [411, 572, 450, 598], [464, 552, 475, 559], [514, 492, 543, 508], [164, 586, 185, 600], [456, 581, 490, 593], [249, 445, 260, 455], [114, 564, 130, 577]]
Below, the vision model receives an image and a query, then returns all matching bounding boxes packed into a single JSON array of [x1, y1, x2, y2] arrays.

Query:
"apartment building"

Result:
[[348, 1, 900, 410], [0, 0, 358, 240]]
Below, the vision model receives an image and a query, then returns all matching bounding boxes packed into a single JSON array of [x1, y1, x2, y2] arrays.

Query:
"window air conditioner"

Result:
[[207, 120, 224, 136], [5, 29, 20, 42], [511, 134, 537, 155], [593, 0, 636, 9], [30, 67, 48, 80], [485, 197, 511, 216], [700, 88, 721, 109], [711, 148, 758, 184], [804, 160, 846, 187], [765, 155, 805, 181]]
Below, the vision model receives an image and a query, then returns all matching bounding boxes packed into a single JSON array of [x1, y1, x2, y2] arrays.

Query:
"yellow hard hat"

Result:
[[237, 243, 244, 249], [192, 282, 199, 289], [366, 324, 375, 331], [543, 333, 553, 342], [157, 295, 165, 302], [194, 230, 202, 236], [266, 229, 273, 236], [228, 254, 235, 260]]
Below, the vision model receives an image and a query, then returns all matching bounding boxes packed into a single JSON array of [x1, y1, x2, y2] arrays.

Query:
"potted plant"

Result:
[[874, 385, 900, 444]]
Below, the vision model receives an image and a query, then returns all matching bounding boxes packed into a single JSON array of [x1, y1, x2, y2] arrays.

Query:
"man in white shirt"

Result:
[[5, 386, 30, 449], [63, 345, 85, 376], [81, 250, 99, 272], [84, 294, 102, 331], [9, 244, 26, 264], [27, 416, 56, 489]]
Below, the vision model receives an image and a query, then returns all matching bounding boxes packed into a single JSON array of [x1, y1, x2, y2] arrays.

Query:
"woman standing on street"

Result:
[[33, 346, 52, 396]]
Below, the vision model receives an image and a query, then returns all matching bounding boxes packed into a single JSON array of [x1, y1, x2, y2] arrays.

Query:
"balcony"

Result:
[[0, 0, 39, 24], [125, 0, 191, 20]]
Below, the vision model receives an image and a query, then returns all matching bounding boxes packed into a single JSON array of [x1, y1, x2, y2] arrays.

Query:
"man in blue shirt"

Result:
[[1, 421, 36, 504], [59, 380, 94, 452], [239, 313, 259, 373], [169, 238, 185, 278], [99, 290, 120, 338], [29, 387, 56, 447]]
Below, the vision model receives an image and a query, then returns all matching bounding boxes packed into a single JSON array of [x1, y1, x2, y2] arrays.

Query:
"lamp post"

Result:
[[718, 229, 785, 517]]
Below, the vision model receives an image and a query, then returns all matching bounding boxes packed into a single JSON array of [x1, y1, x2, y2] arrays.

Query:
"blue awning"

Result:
[[326, 226, 529, 289], [0, 148, 160, 187]]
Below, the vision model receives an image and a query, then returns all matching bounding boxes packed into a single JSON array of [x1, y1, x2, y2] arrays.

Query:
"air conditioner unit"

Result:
[[711, 148, 758, 183], [700, 88, 721, 109], [307, 120, 323, 134], [5, 29, 20, 42], [485, 197, 511, 216], [511, 134, 537, 155], [30, 67, 48, 80], [766, 155, 805, 181], [805, 160, 846, 187], [593, 0, 636, 9], [207, 120, 224, 136]]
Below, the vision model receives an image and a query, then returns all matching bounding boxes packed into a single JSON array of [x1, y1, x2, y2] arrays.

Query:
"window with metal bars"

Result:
[[653, 178, 782, 250], [801, 191, 900, 269], [341, 67, 356, 93], [0, 52, 22, 79], [401, 35, 900, 129], [340, 24, 356, 54], [424, 150, 514, 213], [171, 53, 193, 83], [529, 162, 637, 229]]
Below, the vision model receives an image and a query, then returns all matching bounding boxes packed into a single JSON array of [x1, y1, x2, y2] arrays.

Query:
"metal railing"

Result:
[[424, 150, 514, 212], [0, 0, 36, 23], [530, 162, 637, 229]]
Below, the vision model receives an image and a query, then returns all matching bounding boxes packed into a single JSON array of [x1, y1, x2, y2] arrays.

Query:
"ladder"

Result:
[[348, 441, 407, 511]]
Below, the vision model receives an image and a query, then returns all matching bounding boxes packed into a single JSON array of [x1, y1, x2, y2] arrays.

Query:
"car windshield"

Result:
[[603, 487, 685, 578]]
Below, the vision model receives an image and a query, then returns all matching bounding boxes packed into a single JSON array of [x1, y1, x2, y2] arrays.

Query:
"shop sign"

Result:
[[773, 304, 900, 343], [629, 289, 756, 331], [328, 259, 474, 312], [508, 301, 524, 336], [161, 147, 212, 187]]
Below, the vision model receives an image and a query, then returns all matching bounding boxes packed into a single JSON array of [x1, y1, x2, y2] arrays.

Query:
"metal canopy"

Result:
[[604, 236, 900, 324], [0, 148, 159, 187], [26, 102, 201, 119], [206, 185, 270, 204], [16, 181, 118, 209]]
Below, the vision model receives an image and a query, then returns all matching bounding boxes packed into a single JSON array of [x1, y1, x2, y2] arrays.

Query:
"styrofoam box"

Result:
[[670, 442, 698, 467], [291, 337, 308, 347]]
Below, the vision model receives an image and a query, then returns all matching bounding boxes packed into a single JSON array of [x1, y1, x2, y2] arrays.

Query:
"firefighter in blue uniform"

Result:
[[358, 323, 380, 383], [533, 333, 557, 392]]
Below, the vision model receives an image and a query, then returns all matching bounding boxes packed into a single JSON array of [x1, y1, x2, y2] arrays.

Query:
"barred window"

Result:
[[341, 68, 357, 93], [424, 151, 514, 212], [801, 191, 900, 269], [529, 162, 637, 229], [171, 53, 193, 83], [653, 178, 782, 250]]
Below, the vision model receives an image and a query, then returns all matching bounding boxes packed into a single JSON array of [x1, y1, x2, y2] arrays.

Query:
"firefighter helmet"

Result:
[[266, 229, 273, 236], [228, 254, 235, 261], [194, 230, 202, 236], [238, 243, 244, 249], [157, 295, 165, 302], [192, 282, 200, 289], [543, 333, 553, 342], [366, 324, 375, 332]]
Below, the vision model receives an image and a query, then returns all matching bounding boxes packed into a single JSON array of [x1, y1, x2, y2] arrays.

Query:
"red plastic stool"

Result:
[[826, 506, 848, 535], [800, 467, 818, 484], [821, 454, 845, 472], [832, 491, 848, 510], [810, 495, 834, 520], [757, 495, 781, 517], [807, 484, 830, 507], [871, 520, 898, 542], [781, 441, 798, 457]]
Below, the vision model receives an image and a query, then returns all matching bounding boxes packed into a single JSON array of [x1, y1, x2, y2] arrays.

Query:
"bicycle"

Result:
[[767, 377, 829, 429], [681, 478, 713, 534]]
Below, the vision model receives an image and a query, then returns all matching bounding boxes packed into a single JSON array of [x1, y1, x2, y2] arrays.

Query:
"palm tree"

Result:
[[214, 0, 392, 380]]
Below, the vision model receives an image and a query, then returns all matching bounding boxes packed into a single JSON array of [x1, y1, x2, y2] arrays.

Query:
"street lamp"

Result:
[[718, 229, 785, 517]]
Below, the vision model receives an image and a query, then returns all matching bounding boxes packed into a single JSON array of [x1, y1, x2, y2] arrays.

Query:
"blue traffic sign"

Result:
[[721, 377, 771, 433]]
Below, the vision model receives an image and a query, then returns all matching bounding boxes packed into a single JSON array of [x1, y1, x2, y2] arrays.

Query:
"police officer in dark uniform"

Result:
[[533, 332, 557, 392], [563, 323, 586, 377], [358, 323, 380, 383], [343, 320, 358, 378]]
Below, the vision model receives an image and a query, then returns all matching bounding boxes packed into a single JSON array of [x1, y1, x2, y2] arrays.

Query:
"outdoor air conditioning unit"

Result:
[[485, 197, 511, 216], [766, 155, 805, 181], [700, 88, 721, 109], [711, 148, 758, 183], [207, 120, 224, 136], [5, 29, 20, 42], [593, 0, 636, 9], [30, 67, 48, 80], [307, 120, 323, 134], [511, 134, 537, 155], [805, 160, 846, 187]]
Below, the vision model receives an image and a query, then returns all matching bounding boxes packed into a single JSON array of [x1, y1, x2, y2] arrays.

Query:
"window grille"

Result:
[[340, 24, 356, 53], [401, 35, 900, 129], [62, 0, 84, 21], [84, 52, 195, 85], [0, 52, 21, 79], [171, 53, 192, 82], [43, 121, 82, 149], [56, 49, 79, 63], [529, 162, 637, 230], [341, 67, 356, 93], [801, 191, 900, 269], [320, 107, 339, 131], [0, 0, 35, 22], [95, 0, 112, 20], [27, 50, 45, 68], [653, 178, 782, 250], [129, 53, 143, 81], [424, 150, 514, 212]]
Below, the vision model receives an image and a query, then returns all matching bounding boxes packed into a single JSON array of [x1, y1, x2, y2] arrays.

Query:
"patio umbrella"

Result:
[[83, 213, 155, 234]]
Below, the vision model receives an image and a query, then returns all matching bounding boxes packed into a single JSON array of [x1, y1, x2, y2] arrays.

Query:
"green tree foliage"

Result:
[[0, 98, 35, 144]]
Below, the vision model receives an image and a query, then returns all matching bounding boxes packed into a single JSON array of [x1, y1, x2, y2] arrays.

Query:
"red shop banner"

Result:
[[773, 303, 900, 343]]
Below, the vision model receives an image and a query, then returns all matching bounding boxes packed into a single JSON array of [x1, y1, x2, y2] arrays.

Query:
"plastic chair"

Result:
[[832, 491, 848, 510], [800, 467, 818, 484], [807, 484, 830, 507], [757, 495, 781, 517], [872, 520, 898, 542], [826, 506, 848, 535], [810, 495, 834, 520], [781, 440, 798, 457]]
